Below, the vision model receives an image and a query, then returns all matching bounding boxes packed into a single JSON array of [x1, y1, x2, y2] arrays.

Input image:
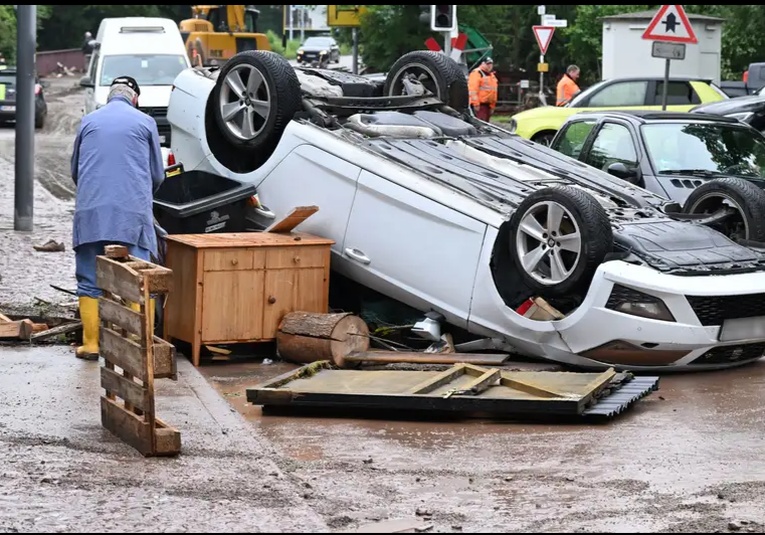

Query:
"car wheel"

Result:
[[507, 185, 613, 298], [682, 177, 765, 243], [212, 50, 302, 150], [383, 50, 469, 111], [532, 131, 556, 146]]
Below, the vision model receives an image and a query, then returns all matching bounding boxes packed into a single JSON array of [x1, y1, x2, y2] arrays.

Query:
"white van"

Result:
[[80, 17, 191, 150]]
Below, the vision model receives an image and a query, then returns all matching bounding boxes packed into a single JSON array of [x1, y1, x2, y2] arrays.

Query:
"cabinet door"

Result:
[[262, 267, 329, 338], [201, 270, 265, 342]]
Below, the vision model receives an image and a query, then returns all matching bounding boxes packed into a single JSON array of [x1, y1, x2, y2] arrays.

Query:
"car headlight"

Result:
[[726, 111, 754, 123], [321, 50, 328, 55], [297, 49, 304, 55], [605, 284, 676, 322]]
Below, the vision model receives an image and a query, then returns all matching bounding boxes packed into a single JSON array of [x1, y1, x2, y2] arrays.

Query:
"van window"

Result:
[[99, 54, 187, 87]]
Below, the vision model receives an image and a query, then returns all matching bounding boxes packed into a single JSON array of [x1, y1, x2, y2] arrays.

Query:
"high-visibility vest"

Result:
[[468, 69, 498, 109], [556, 75, 580, 106]]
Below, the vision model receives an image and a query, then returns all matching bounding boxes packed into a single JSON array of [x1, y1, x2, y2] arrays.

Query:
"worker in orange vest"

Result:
[[744, 69, 749, 83], [468, 57, 498, 122], [556, 64, 581, 107]]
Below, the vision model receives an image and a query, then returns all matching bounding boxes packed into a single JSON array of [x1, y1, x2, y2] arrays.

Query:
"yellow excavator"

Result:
[[179, 5, 271, 67]]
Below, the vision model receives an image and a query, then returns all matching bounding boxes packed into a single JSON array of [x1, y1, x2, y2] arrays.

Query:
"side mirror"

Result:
[[79, 76, 94, 88], [606, 161, 641, 184]]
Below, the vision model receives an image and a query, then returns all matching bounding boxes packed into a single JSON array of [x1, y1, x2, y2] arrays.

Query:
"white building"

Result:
[[601, 10, 724, 84]]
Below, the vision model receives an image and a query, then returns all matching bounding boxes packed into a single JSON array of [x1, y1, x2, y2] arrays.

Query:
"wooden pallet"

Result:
[[96, 245, 181, 457]]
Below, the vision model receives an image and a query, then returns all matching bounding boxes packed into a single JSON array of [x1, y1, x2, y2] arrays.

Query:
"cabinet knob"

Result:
[[293, 256, 300, 264], [268, 295, 277, 304], [231, 258, 238, 266]]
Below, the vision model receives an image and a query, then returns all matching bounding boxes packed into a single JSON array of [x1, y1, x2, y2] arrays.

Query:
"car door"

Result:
[[580, 121, 641, 176], [340, 170, 487, 329]]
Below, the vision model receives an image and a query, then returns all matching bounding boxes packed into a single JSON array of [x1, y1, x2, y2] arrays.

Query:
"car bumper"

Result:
[[474, 256, 765, 371]]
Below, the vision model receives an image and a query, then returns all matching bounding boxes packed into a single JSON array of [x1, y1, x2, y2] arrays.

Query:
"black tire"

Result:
[[383, 50, 469, 111], [682, 177, 765, 243], [507, 186, 613, 298], [212, 50, 302, 151], [532, 131, 557, 146]]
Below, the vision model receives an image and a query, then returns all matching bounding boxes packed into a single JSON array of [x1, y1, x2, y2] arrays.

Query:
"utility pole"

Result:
[[299, 6, 305, 42], [289, 5, 294, 41], [15, 4, 36, 232], [537, 5, 546, 105]]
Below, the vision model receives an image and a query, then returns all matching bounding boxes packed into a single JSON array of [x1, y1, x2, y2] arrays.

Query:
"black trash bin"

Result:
[[153, 170, 256, 235]]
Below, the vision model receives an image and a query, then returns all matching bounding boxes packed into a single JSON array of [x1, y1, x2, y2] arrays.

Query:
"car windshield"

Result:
[[99, 54, 188, 87], [566, 80, 608, 107], [302, 37, 333, 48], [641, 122, 765, 178]]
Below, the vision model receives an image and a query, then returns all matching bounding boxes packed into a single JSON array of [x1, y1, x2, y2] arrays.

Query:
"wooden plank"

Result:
[[96, 256, 144, 304], [100, 366, 150, 412], [154, 419, 182, 456], [0, 319, 34, 340], [30, 321, 82, 342], [153, 336, 177, 380], [449, 368, 501, 396], [264, 205, 320, 234], [104, 244, 130, 259], [100, 396, 152, 456], [99, 298, 143, 337], [126, 257, 173, 294], [406, 364, 467, 395], [165, 231, 334, 249], [0, 312, 12, 322], [498, 371, 581, 399], [100, 327, 146, 381], [140, 283, 157, 455], [344, 351, 510, 366]]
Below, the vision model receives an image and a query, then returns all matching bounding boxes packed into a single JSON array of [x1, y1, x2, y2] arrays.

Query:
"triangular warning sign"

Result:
[[532, 25, 555, 55], [642, 5, 698, 44]]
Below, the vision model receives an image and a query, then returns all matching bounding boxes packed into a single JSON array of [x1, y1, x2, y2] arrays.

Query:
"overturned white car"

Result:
[[167, 50, 765, 372]]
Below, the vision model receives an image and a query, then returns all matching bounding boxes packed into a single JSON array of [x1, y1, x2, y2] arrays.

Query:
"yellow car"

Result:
[[508, 77, 729, 145]]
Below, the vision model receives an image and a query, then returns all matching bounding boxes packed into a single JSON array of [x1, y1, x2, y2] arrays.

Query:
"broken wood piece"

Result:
[[344, 350, 510, 367], [104, 244, 130, 259], [0, 319, 35, 340], [206, 345, 232, 355], [30, 321, 82, 342], [276, 311, 370, 367], [50, 284, 77, 296], [264, 205, 319, 234], [524, 297, 565, 321], [0, 312, 12, 323]]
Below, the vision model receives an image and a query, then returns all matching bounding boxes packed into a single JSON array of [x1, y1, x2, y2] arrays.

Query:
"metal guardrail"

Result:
[[36, 48, 86, 77]]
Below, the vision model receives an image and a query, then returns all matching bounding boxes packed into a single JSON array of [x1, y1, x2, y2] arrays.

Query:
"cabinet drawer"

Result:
[[266, 246, 328, 269], [203, 248, 265, 271]]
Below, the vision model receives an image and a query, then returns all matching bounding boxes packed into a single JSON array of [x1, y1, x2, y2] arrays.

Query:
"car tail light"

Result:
[[34, 83, 41, 95], [167, 152, 176, 166]]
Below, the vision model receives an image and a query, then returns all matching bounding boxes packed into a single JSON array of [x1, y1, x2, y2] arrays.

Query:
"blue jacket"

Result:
[[70, 96, 164, 255]]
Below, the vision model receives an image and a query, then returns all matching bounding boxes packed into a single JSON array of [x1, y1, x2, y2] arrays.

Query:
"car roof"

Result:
[[568, 109, 740, 124]]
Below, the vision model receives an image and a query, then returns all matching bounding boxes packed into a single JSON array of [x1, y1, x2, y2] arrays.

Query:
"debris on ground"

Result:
[[0, 308, 80, 343], [33, 239, 65, 252]]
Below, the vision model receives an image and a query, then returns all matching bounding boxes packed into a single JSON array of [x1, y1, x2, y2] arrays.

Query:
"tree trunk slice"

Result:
[[276, 312, 370, 366]]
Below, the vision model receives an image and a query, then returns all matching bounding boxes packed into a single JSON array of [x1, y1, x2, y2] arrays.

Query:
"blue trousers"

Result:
[[75, 241, 151, 298]]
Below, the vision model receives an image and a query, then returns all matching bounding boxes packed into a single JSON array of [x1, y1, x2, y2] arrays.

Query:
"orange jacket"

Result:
[[744, 70, 749, 83], [468, 68, 498, 109], [556, 74, 580, 106]]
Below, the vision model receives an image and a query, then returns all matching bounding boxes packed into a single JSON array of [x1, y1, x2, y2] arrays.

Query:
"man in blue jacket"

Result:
[[70, 76, 165, 360]]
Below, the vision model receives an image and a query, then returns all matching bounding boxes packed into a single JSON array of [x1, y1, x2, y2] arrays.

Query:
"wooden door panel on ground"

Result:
[[201, 270, 265, 342]]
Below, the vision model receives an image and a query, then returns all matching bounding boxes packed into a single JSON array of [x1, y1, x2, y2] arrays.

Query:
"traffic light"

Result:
[[431, 5, 456, 32]]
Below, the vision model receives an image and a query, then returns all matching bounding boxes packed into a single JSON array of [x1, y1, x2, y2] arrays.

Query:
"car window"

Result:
[[587, 81, 648, 107], [584, 122, 638, 171], [303, 37, 335, 48], [552, 120, 596, 159], [99, 54, 188, 87], [641, 122, 765, 178], [88, 50, 99, 79], [652, 81, 698, 105]]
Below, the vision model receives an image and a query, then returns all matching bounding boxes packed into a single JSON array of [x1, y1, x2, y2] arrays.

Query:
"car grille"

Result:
[[139, 106, 170, 147], [140, 106, 167, 119], [686, 294, 765, 326], [693, 342, 765, 365]]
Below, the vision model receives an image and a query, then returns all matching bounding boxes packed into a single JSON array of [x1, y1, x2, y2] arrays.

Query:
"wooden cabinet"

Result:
[[163, 232, 334, 366]]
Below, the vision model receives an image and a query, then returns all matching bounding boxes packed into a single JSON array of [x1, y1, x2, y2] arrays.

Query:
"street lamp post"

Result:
[[15, 4, 36, 232]]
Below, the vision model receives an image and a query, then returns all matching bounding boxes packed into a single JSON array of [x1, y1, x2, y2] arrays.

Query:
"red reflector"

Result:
[[167, 152, 176, 166], [515, 298, 534, 316]]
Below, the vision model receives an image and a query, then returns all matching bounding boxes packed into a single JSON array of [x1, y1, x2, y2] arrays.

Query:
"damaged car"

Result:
[[167, 50, 765, 372]]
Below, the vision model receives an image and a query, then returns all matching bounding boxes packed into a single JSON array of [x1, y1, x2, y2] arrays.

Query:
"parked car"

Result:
[[167, 49, 765, 373], [296, 35, 340, 65], [0, 66, 47, 129], [549, 109, 765, 245], [691, 93, 765, 133], [718, 62, 765, 98], [508, 76, 728, 146]]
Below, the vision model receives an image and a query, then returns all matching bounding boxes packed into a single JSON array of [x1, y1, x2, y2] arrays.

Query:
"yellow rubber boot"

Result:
[[76, 296, 100, 361], [129, 299, 156, 336]]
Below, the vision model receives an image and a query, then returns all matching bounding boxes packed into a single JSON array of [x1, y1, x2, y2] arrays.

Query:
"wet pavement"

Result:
[[199, 356, 765, 533], [0, 346, 327, 533]]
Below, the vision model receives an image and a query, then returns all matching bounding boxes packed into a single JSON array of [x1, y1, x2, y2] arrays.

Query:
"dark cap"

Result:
[[110, 75, 141, 97], [484, 56, 493, 63]]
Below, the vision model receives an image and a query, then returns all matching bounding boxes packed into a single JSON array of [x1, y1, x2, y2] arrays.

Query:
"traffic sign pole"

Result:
[[537, 6, 546, 104]]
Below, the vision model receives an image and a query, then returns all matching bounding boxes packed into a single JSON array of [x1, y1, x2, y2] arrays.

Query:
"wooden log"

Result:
[[276, 311, 370, 367], [0, 319, 34, 340], [104, 244, 130, 259]]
